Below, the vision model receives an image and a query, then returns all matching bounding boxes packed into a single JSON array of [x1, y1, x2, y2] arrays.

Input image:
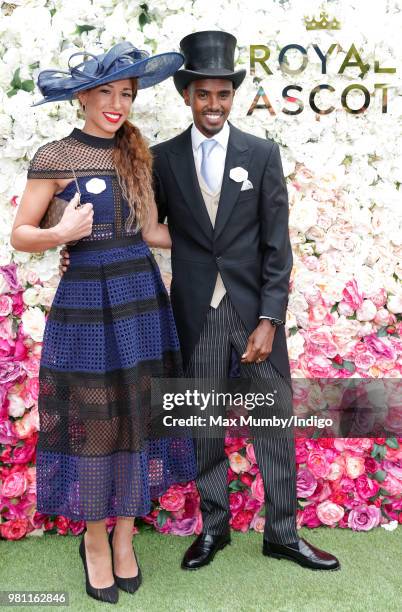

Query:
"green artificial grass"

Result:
[[1, 526, 401, 612]]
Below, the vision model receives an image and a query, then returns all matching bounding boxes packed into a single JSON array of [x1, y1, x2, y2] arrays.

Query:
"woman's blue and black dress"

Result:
[[28, 128, 196, 521]]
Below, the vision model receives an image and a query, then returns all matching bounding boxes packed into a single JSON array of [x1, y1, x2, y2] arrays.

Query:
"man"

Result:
[[61, 31, 340, 572]]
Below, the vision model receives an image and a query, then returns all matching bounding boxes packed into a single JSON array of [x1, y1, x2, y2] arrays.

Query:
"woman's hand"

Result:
[[141, 198, 171, 248], [55, 193, 94, 243], [11, 179, 93, 253]]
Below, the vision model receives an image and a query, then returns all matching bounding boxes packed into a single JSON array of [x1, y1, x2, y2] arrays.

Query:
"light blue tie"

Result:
[[200, 139, 218, 193]]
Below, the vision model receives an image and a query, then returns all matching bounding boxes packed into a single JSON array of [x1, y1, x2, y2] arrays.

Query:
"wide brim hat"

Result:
[[32, 41, 184, 106], [173, 30, 246, 96]]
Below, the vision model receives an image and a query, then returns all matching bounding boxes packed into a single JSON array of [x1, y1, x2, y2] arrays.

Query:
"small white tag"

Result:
[[86, 178, 106, 194], [229, 167, 248, 182]]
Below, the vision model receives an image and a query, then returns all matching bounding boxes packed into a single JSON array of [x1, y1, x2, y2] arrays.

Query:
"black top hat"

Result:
[[173, 30, 246, 95]]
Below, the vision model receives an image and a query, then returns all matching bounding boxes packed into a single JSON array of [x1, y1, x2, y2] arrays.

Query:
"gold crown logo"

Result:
[[304, 11, 341, 30]]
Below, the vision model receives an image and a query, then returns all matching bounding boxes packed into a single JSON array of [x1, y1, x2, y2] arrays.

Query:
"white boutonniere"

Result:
[[229, 167, 248, 183], [85, 178, 106, 194]]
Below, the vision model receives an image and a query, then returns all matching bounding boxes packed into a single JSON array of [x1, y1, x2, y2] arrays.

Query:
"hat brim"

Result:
[[173, 68, 246, 96], [31, 52, 184, 107]]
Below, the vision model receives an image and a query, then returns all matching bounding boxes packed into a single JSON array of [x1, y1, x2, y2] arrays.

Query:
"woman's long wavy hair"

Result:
[[114, 116, 154, 232]]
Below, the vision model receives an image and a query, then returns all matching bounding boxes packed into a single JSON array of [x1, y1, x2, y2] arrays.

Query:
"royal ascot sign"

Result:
[[247, 11, 396, 116]]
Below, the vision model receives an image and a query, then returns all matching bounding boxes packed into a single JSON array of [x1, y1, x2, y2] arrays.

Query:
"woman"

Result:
[[11, 42, 196, 604]]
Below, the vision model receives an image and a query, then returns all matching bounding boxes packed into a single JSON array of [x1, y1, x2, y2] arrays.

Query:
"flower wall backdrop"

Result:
[[0, 0, 401, 539]]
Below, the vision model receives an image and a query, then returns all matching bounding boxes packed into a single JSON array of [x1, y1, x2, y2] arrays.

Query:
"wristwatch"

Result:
[[259, 316, 284, 327]]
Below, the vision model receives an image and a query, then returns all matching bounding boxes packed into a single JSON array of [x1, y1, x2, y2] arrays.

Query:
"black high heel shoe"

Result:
[[108, 526, 142, 594], [79, 530, 119, 604]]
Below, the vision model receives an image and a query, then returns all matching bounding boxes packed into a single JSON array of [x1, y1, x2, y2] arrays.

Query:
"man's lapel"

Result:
[[213, 124, 250, 241], [167, 126, 213, 241]]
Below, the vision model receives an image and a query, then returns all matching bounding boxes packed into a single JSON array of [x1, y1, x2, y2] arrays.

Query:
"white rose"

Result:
[[21, 307, 46, 342], [7, 393, 26, 418], [287, 333, 305, 360], [387, 295, 402, 314], [38, 287, 56, 308], [356, 299, 377, 321], [23, 287, 40, 307]]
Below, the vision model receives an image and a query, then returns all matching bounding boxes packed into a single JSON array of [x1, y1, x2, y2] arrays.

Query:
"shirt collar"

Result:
[[191, 121, 230, 151]]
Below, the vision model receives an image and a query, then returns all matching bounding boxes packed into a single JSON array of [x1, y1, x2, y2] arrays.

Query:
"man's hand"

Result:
[[241, 319, 276, 364], [59, 247, 70, 276]]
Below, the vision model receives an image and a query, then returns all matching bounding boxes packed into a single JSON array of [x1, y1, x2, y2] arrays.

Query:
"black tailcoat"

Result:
[[151, 123, 293, 380]]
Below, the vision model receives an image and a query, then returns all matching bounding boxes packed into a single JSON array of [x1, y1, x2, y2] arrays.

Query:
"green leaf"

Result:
[[156, 509, 170, 528], [6, 88, 17, 98], [29, 61, 40, 70], [377, 327, 388, 337], [289, 326, 298, 336], [21, 80, 35, 93], [342, 360, 356, 373], [372, 470, 387, 482], [378, 487, 391, 496], [75, 24, 96, 35], [371, 443, 387, 460], [139, 3, 151, 30], [11, 68, 22, 89], [331, 361, 344, 370], [228, 480, 246, 492], [385, 437, 399, 449], [330, 304, 338, 313]]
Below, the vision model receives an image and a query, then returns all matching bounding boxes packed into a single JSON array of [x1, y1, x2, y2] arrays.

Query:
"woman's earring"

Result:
[[82, 103, 86, 112]]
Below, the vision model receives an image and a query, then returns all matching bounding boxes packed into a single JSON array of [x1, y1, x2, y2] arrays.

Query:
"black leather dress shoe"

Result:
[[181, 533, 231, 570], [263, 538, 340, 570]]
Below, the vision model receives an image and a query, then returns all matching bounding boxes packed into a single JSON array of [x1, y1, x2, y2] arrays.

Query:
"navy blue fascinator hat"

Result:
[[32, 41, 184, 106]]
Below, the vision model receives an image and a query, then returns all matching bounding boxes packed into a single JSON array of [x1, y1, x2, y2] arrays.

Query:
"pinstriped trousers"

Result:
[[185, 294, 299, 544]]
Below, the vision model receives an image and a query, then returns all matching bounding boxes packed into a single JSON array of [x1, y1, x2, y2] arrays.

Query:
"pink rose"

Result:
[[374, 308, 394, 326], [69, 520, 86, 535], [160, 489, 186, 512], [302, 503, 322, 527], [345, 454, 366, 479], [0, 295, 13, 316], [230, 509, 253, 532], [1, 471, 27, 498], [307, 450, 331, 479], [355, 475, 380, 500], [308, 330, 338, 358], [306, 356, 335, 377], [354, 350, 377, 370], [0, 518, 29, 540], [170, 517, 197, 536], [381, 474, 402, 496], [229, 452, 251, 474], [365, 334, 397, 360], [369, 288, 387, 308], [348, 505, 381, 531], [250, 473, 265, 503], [295, 440, 309, 464], [12, 293, 24, 316], [342, 279, 363, 310], [55, 516, 70, 535], [339, 477, 356, 493], [365, 457, 379, 473], [316, 500, 345, 526], [296, 468, 317, 498], [229, 491, 246, 513], [250, 513, 265, 533]]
